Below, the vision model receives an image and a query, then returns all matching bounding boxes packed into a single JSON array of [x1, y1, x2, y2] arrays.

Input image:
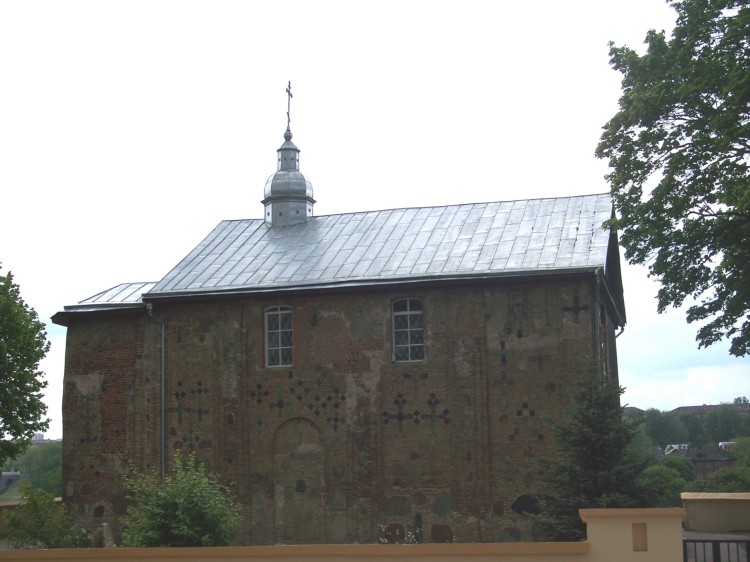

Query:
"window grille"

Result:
[[265, 306, 293, 367], [393, 299, 424, 362]]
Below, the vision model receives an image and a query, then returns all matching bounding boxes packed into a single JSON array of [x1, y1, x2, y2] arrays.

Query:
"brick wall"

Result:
[[62, 273, 617, 544]]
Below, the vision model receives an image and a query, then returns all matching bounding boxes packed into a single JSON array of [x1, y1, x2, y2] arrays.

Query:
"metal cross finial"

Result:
[[286, 81, 293, 129]]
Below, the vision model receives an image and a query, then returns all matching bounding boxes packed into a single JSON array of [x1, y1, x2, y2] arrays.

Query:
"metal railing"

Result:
[[684, 539, 750, 562]]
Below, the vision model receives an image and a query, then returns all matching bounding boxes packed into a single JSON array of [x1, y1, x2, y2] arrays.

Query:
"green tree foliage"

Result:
[[705, 404, 744, 442], [122, 451, 241, 547], [637, 465, 688, 507], [643, 409, 689, 448], [690, 466, 750, 492], [2, 483, 91, 549], [680, 413, 710, 447], [534, 376, 648, 541], [630, 424, 660, 459], [0, 265, 50, 465], [4, 442, 62, 496], [659, 453, 697, 482], [732, 436, 750, 467], [596, 0, 750, 356]]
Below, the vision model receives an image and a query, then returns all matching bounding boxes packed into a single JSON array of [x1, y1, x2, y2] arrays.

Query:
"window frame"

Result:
[[265, 306, 293, 368], [392, 298, 425, 362]]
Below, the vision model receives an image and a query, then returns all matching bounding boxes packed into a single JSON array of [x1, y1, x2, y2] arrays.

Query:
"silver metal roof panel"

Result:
[[71, 194, 614, 302], [78, 282, 157, 305]]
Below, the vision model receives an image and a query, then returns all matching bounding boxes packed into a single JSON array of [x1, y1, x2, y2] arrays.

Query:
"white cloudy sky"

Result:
[[1, 1, 747, 439]]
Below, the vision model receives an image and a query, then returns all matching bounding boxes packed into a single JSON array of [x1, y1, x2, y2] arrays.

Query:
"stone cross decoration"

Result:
[[286, 81, 293, 129]]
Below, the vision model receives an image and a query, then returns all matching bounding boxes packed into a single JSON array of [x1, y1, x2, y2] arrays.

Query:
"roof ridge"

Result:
[[216, 193, 611, 223]]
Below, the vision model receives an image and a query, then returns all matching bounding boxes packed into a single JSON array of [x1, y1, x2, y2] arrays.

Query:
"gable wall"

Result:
[[62, 274, 613, 544], [62, 313, 160, 530]]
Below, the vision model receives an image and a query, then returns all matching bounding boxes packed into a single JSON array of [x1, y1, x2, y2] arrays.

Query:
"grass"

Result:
[[0, 478, 23, 500]]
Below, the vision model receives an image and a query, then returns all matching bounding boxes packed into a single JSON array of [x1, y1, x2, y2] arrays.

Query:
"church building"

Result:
[[53, 90, 626, 544]]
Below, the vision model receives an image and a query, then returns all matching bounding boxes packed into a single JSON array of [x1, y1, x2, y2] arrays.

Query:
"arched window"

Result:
[[265, 306, 293, 367], [392, 298, 424, 362]]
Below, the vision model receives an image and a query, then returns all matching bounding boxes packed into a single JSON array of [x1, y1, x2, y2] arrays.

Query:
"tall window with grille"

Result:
[[392, 298, 424, 362], [265, 306, 293, 367]]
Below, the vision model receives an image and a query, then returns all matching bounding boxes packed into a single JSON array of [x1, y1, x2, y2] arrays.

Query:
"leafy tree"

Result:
[[596, 0, 750, 356], [731, 436, 750, 467], [2, 483, 91, 549], [659, 453, 697, 482], [643, 409, 689, 448], [637, 465, 688, 507], [534, 375, 648, 541], [7, 442, 62, 496], [680, 413, 709, 447], [690, 466, 750, 492], [735, 396, 750, 405], [122, 451, 241, 547], [705, 404, 743, 442], [0, 265, 49, 466], [630, 424, 660, 460]]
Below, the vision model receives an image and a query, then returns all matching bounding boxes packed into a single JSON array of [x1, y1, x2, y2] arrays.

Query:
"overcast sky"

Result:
[[2, 1, 747, 439]]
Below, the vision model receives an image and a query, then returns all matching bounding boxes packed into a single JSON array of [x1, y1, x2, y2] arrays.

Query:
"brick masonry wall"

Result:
[[61, 273, 616, 544], [62, 312, 160, 536]]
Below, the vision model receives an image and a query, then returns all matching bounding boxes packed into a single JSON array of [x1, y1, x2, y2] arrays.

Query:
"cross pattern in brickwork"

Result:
[[269, 392, 289, 417], [252, 411, 266, 432], [495, 340, 514, 364], [515, 402, 535, 417], [289, 379, 311, 402], [383, 392, 449, 431], [250, 383, 270, 405], [383, 392, 414, 430], [306, 387, 346, 430], [173, 380, 209, 424], [325, 388, 346, 431], [527, 350, 553, 372], [424, 392, 450, 430], [327, 412, 345, 431], [562, 295, 589, 323], [402, 371, 429, 391], [490, 340, 515, 386]]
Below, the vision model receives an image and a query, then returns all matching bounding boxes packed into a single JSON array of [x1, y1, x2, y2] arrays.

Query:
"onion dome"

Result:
[[262, 83, 315, 226]]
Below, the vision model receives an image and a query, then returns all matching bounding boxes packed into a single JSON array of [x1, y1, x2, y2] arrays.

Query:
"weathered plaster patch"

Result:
[[295, 442, 322, 455], [73, 372, 103, 396], [344, 351, 383, 411]]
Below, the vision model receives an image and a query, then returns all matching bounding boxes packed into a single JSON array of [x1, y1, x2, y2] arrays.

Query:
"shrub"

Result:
[[2, 483, 91, 549], [122, 451, 241, 547], [690, 466, 750, 493]]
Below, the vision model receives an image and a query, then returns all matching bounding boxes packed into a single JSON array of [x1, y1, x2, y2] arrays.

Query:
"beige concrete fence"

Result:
[[681, 492, 750, 534], [0, 508, 684, 562]]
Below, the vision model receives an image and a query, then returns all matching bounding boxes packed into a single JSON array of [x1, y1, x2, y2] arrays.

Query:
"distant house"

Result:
[[664, 443, 689, 455], [670, 403, 750, 421], [669, 445, 736, 478]]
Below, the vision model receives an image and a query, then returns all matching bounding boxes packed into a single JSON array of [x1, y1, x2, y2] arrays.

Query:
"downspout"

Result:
[[146, 303, 166, 483], [598, 271, 626, 338], [593, 269, 603, 376]]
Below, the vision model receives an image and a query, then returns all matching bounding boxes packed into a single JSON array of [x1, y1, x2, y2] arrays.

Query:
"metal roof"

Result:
[[147, 193, 614, 298], [59, 282, 157, 313]]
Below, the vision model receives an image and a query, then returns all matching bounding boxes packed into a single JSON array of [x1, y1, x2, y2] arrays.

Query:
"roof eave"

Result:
[[143, 267, 603, 302], [51, 302, 146, 327]]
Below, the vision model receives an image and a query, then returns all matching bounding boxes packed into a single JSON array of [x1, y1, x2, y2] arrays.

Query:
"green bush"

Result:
[[122, 451, 241, 547], [2, 483, 91, 549], [690, 466, 750, 493], [658, 454, 696, 483], [637, 465, 687, 507]]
